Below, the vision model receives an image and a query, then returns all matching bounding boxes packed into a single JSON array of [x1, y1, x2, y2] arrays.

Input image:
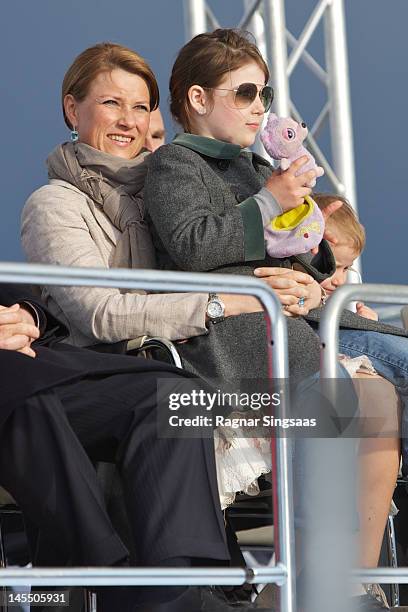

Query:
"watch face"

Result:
[[207, 301, 223, 319]]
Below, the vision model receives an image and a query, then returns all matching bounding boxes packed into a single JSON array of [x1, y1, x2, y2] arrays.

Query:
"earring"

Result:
[[70, 127, 79, 142], [198, 107, 206, 115]]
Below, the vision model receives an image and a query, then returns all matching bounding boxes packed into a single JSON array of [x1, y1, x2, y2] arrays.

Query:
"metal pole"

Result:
[[3, 565, 408, 588], [290, 101, 343, 192], [242, 0, 270, 158], [287, 0, 330, 77], [325, 0, 361, 275], [310, 101, 330, 139], [320, 284, 408, 379], [324, 0, 358, 214], [205, 4, 220, 30], [263, 0, 290, 116], [183, 0, 207, 40], [0, 567, 249, 588], [286, 29, 328, 85], [239, 0, 263, 29], [311, 283, 408, 612], [317, 284, 408, 610]]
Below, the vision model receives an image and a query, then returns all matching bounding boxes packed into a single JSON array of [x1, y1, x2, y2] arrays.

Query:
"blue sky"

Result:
[[1, 0, 406, 284]]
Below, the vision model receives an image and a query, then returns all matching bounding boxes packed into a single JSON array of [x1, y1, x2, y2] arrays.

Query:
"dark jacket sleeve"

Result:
[[0, 283, 68, 345], [305, 306, 408, 338], [144, 144, 265, 272]]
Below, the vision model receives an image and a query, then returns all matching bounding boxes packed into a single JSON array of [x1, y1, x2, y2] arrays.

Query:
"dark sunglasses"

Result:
[[209, 83, 274, 112]]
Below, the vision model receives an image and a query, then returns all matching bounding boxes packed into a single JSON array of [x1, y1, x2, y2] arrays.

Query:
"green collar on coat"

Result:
[[173, 133, 243, 159], [173, 133, 271, 167]]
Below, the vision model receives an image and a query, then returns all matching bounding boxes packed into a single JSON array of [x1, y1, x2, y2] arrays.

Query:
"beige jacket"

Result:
[[21, 179, 208, 347]]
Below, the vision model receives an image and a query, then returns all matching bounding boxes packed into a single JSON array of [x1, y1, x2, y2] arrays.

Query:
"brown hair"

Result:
[[314, 192, 366, 254], [170, 28, 269, 131], [61, 42, 159, 128]]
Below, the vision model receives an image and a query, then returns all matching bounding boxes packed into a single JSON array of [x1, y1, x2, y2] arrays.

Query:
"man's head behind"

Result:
[[144, 108, 166, 152], [314, 193, 365, 294]]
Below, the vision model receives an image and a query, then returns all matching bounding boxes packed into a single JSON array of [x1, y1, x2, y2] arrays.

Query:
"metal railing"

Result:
[[320, 283, 408, 379], [314, 283, 408, 612], [0, 262, 296, 611]]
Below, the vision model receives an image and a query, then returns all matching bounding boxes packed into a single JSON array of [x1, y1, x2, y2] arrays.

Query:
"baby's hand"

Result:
[[356, 302, 378, 321]]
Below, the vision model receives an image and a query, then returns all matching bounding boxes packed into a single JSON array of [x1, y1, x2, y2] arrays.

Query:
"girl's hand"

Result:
[[356, 302, 378, 321], [253, 267, 317, 316], [264, 156, 316, 211]]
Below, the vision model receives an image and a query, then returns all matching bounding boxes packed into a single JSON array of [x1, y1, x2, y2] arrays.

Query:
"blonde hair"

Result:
[[62, 42, 159, 128], [314, 192, 366, 254]]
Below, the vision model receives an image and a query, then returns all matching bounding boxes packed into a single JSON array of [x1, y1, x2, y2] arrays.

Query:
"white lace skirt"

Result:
[[214, 354, 378, 510]]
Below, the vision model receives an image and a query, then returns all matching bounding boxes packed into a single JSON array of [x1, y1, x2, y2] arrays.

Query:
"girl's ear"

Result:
[[187, 85, 208, 115]]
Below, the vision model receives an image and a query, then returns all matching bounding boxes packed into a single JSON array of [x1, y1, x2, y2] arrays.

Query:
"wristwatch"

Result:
[[206, 293, 225, 324]]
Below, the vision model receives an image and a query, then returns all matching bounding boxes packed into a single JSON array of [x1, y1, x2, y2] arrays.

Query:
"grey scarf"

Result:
[[47, 142, 156, 269]]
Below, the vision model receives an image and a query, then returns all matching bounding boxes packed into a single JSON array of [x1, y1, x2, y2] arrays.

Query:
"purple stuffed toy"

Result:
[[260, 113, 324, 186], [258, 113, 325, 258]]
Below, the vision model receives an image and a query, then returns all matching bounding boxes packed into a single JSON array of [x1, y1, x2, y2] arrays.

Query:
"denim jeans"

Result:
[[338, 329, 408, 471]]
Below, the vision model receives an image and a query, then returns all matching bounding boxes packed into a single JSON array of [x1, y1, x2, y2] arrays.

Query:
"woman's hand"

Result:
[[264, 157, 316, 211], [302, 279, 323, 313], [218, 268, 323, 319], [0, 304, 39, 357], [253, 267, 319, 316], [356, 302, 379, 321]]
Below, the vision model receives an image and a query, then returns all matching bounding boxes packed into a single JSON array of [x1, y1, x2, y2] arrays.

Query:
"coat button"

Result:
[[217, 159, 230, 171]]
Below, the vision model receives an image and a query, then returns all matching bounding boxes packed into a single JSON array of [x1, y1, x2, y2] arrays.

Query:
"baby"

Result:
[[314, 193, 378, 321]]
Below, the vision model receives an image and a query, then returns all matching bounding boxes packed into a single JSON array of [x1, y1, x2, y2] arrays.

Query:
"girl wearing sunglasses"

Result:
[[144, 32, 400, 611], [144, 26, 329, 374]]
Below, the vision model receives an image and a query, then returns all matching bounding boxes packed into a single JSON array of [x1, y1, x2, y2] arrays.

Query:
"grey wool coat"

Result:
[[144, 134, 324, 382], [144, 133, 407, 384]]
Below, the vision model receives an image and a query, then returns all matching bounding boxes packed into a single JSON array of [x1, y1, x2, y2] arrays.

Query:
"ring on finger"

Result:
[[298, 297, 305, 307]]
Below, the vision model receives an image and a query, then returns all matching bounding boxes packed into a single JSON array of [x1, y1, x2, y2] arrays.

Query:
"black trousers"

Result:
[[0, 370, 229, 567]]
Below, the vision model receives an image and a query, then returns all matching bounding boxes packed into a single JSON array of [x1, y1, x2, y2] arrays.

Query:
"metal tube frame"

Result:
[[324, 0, 357, 211], [285, 29, 328, 85], [320, 283, 408, 379], [263, 0, 290, 117], [205, 4, 220, 30], [310, 101, 330, 140], [0, 567, 286, 588], [137, 337, 183, 369], [290, 101, 342, 192], [183, 0, 207, 40], [386, 514, 400, 607], [0, 262, 295, 611], [238, 0, 263, 29], [320, 282, 408, 588], [287, 0, 330, 77]]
